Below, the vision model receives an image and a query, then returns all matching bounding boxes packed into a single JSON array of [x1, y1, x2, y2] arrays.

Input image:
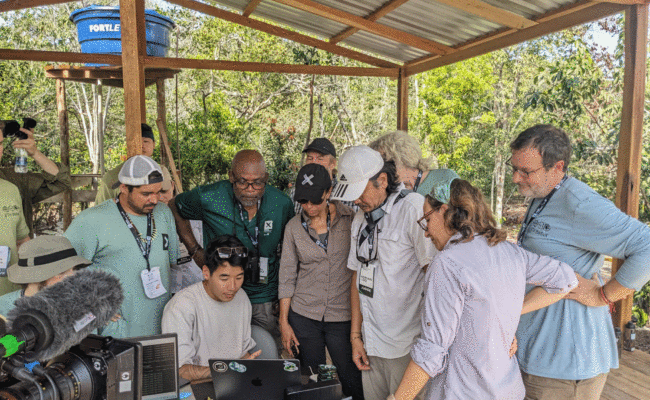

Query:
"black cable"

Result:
[[32, 364, 59, 400]]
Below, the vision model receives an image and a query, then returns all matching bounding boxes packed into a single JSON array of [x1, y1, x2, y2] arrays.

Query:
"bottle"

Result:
[[14, 147, 28, 173], [614, 327, 622, 358], [623, 317, 637, 352]]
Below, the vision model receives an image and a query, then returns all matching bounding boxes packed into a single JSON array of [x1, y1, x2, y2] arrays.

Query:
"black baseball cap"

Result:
[[294, 164, 332, 204], [142, 123, 155, 142], [303, 137, 336, 158]]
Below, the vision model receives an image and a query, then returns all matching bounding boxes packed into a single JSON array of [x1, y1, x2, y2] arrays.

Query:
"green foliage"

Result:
[[633, 283, 650, 327], [261, 119, 301, 193], [168, 93, 246, 189]]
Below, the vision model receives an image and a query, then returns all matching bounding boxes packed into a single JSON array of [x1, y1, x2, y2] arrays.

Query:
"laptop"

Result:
[[207, 359, 302, 400]]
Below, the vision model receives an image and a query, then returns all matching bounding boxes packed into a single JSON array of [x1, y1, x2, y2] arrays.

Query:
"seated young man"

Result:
[[162, 235, 260, 381]]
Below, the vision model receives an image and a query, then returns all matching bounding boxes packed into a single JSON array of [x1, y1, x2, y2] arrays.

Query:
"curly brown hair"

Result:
[[426, 179, 507, 247]]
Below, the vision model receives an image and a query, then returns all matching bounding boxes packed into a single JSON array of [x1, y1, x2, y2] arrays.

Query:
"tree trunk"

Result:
[[301, 75, 315, 165], [494, 150, 506, 228]]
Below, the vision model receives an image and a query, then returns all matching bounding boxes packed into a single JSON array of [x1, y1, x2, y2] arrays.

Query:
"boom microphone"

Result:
[[2, 269, 123, 361]]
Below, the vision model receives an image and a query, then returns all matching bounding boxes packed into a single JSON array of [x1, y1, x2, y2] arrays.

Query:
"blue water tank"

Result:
[[70, 5, 175, 66]]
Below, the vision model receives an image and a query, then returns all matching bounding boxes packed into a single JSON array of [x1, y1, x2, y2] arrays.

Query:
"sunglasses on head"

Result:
[[297, 197, 325, 205], [216, 246, 249, 259]]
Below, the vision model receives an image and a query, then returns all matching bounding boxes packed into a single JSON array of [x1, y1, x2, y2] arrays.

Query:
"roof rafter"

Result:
[[0, 0, 77, 12], [165, 0, 399, 68], [0, 48, 122, 64], [329, 0, 412, 45], [405, 0, 626, 75], [242, 0, 264, 17], [271, 0, 454, 55], [144, 55, 398, 77], [434, 0, 537, 30]]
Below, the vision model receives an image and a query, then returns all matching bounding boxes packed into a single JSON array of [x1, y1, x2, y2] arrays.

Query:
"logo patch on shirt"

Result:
[[162, 234, 169, 250], [264, 220, 273, 235]]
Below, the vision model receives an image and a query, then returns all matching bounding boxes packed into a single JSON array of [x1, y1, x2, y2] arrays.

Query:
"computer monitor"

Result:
[[125, 333, 179, 400]]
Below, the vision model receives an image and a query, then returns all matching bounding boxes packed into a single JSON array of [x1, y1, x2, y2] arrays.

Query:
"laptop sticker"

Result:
[[229, 361, 247, 373], [212, 361, 228, 373], [283, 361, 298, 372]]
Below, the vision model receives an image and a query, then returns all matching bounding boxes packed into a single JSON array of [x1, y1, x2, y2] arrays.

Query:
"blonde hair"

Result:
[[369, 131, 436, 171], [426, 179, 506, 247]]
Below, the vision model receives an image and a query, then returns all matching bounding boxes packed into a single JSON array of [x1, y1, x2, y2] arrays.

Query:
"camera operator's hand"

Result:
[[12, 128, 37, 156], [11, 128, 59, 175]]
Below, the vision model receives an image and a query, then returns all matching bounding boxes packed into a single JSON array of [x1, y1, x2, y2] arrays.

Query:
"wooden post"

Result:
[[156, 119, 184, 193], [612, 3, 648, 329], [97, 79, 105, 175], [57, 78, 72, 229], [156, 79, 168, 167], [120, 0, 146, 157], [397, 67, 408, 131]]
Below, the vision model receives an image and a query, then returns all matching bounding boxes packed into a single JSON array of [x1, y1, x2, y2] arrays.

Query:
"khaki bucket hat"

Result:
[[7, 236, 92, 284]]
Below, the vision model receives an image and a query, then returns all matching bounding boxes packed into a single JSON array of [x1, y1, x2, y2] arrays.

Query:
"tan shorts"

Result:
[[362, 354, 426, 400], [522, 371, 608, 400]]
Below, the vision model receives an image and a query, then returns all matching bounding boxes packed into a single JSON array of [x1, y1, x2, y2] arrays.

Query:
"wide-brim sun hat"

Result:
[[330, 145, 384, 202], [8, 236, 91, 284]]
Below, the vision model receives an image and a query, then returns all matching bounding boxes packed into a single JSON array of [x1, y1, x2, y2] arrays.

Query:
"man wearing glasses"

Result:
[[162, 235, 261, 382], [331, 145, 435, 400], [170, 150, 294, 345], [509, 125, 650, 400]]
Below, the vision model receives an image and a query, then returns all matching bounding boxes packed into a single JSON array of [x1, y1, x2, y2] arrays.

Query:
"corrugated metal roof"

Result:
[[196, 0, 614, 65]]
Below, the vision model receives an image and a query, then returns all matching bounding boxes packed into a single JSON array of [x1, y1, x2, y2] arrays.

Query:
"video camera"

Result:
[[1, 118, 37, 140], [0, 333, 179, 400]]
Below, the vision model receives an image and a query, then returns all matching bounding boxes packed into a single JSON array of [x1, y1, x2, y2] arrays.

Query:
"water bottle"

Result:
[[623, 317, 637, 352], [14, 147, 28, 173]]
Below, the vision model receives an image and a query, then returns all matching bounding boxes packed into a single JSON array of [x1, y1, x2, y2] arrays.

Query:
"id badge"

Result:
[[140, 267, 168, 299], [0, 246, 9, 278], [359, 263, 375, 298], [259, 257, 269, 284]]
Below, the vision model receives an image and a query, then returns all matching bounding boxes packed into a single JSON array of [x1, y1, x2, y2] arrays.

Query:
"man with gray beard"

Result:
[[169, 150, 294, 343]]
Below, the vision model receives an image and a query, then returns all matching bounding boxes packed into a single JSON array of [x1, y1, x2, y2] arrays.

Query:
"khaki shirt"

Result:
[[0, 164, 71, 237], [0, 179, 29, 295], [279, 201, 354, 322]]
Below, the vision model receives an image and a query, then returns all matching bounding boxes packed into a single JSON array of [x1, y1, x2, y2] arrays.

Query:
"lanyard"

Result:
[[236, 200, 261, 254], [413, 170, 423, 192], [517, 175, 568, 247], [116, 196, 153, 271], [300, 205, 330, 251]]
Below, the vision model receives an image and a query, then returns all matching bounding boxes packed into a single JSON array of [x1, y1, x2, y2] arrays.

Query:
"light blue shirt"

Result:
[[0, 289, 21, 319], [516, 176, 650, 379], [65, 200, 179, 338], [412, 234, 576, 399]]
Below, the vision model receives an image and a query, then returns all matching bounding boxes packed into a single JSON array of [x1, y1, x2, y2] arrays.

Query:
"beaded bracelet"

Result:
[[600, 286, 615, 314]]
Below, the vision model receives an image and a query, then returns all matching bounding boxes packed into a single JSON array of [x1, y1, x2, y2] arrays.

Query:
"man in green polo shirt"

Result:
[[170, 150, 294, 343]]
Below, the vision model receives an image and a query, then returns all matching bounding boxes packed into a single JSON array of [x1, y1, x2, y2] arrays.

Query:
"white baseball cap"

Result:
[[331, 145, 384, 202], [113, 155, 163, 188]]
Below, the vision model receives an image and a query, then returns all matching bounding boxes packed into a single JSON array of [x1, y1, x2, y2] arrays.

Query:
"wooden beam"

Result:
[[397, 67, 408, 130], [329, 0, 412, 44], [156, 80, 169, 168], [272, 0, 453, 55], [56, 78, 72, 229], [0, 0, 77, 12], [144, 56, 399, 77], [164, 0, 398, 68], [44, 67, 179, 81], [120, 0, 146, 157], [156, 118, 184, 194], [405, 1, 626, 75], [595, 0, 650, 4], [433, 0, 537, 30], [613, 3, 648, 329], [0, 48, 121, 64], [243, 0, 264, 17]]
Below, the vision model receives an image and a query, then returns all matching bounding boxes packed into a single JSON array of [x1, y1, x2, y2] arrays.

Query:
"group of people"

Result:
[[2, 122, 650, 400]]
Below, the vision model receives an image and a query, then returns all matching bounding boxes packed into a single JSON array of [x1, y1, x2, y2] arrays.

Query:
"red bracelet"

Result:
[[600, 286, 615, 314]]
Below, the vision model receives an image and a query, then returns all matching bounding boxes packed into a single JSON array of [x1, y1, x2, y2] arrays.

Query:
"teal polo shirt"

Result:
[[175, 180, 294, 304]]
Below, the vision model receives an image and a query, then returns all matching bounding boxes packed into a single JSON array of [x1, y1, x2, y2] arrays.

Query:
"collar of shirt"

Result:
[[377, 182, 406, 217]]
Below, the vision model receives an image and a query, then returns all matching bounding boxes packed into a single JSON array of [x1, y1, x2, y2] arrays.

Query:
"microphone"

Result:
[[2, 269, 123, 361]]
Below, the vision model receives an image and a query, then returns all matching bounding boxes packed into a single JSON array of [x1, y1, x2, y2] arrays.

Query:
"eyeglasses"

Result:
[[216, 246, 249, 259], [234, 179, 266, 190], [416, 209, 436, 231], [298, 197, 325, 205], [505, 158, 545, 178], [356, 225, 380, 264]]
